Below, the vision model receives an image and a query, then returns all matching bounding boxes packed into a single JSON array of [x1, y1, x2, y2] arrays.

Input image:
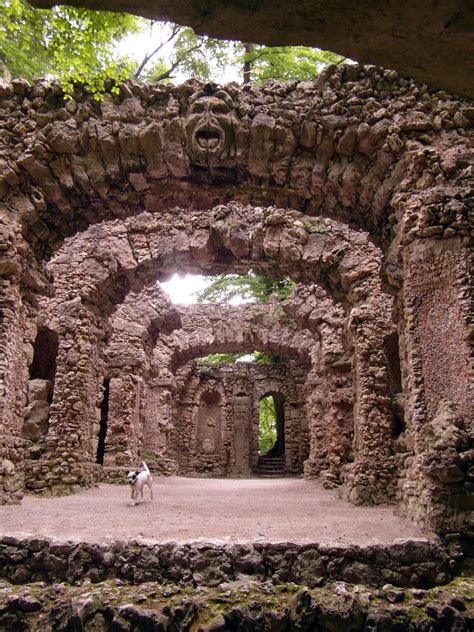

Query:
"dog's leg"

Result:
[[148, 481, 153, 501]]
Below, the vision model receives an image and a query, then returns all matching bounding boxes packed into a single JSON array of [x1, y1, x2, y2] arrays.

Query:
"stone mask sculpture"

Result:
[[185, 87, 239, 167]]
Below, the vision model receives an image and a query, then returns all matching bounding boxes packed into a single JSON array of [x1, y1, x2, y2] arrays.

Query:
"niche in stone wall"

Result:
[[22, 327, 59, 451], [384, 332, 404, 437], [195, 390, 223, 463], [29, 327, 59, 398]]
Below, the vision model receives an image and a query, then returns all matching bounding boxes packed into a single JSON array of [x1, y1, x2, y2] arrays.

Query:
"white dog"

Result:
[[127, 461, 153, 506]]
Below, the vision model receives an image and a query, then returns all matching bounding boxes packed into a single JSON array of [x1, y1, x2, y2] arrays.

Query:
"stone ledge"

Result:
[[1, 577, 474, 631], [0, 535, 457, 589]]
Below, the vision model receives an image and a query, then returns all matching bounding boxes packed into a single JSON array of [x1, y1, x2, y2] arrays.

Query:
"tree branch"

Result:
[[134, 23, 181, 78], [151, 43, 200, 81]]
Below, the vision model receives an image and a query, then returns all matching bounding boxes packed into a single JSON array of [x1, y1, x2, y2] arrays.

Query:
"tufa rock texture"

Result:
[[0, 67, 472, 543]]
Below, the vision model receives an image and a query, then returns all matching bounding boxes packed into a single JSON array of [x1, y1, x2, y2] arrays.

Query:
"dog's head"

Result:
[[127, 470, 140, 486]]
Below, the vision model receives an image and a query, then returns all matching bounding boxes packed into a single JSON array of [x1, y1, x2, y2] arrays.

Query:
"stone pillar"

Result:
[[36, 299, 104, 494], [344, 300, 397, 505], [303, 360, 326, 479], [304, 339, 354, 488], [231, 393, 252, 476], [0, 216, 39, 504], [399, 240, 473, 533], [141, 379, 177, 475], [0, 278, 30, 504]]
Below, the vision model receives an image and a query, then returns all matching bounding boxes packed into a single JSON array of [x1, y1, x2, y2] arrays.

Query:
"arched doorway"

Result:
[[256, 392, 286, 476]]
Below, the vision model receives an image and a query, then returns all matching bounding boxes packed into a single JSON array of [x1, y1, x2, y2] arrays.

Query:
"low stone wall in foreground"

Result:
[[0, 535, 462, 589]]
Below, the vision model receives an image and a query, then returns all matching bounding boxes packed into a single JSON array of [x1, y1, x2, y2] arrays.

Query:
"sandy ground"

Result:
[[0, 477, 432, 546]]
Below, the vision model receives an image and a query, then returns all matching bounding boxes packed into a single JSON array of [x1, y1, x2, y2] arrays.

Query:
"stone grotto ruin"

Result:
[[0, 55, 473, 628]]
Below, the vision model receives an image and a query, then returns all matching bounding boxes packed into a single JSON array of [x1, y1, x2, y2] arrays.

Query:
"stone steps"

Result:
[[254, 456, 286, 477]]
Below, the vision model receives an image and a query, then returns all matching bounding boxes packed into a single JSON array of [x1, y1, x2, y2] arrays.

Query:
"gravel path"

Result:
[[0, 477, 431, 545]]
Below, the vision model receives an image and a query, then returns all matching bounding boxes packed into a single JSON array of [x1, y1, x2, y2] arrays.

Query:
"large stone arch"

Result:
[[97, 275, 354, 485], [48, 204, 386, 310], [102, 301, 316, 473], [18, 201, 397, 505], [1, 67, 471, 260], [0, 68, 471, 535]]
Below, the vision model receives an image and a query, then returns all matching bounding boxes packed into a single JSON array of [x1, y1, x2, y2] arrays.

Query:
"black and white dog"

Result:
[[127, 461, 153, 506]]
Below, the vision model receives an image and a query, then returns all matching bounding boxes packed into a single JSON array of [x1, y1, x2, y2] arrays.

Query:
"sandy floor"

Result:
[[0, 477, 431, 546]]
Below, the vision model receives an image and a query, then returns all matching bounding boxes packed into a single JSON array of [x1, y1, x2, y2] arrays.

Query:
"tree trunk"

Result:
[[243, 43, 254, 84]]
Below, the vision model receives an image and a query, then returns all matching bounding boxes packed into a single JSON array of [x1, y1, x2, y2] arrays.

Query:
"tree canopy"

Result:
[[1, 1, 346, 95], [0, 0, 138, 94], [196, 273, 294, 305], [245, 45, 345, 83]]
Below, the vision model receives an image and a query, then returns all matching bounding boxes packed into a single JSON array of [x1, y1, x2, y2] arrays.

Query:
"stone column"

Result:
[[304, 332, 354, 489], [0, 217, 39, 504], [37, 299, 105, 494], [399, 239, 473, 533], [141, 379, 177, 475], [231, 393, 252, 476], [344, 299, 397, 505], [0, 278, 30, 504]]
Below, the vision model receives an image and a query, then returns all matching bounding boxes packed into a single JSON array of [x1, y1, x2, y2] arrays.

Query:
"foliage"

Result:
[[259, 395, 277, 455], [196, 272, 294, 304], [1, 2, 347, 96], [136, 22, 238, 83], [194, 272, 293, 365], [242, 45, 346, 83], [0, 0, 138, 95], [197, 351, 274, 364]]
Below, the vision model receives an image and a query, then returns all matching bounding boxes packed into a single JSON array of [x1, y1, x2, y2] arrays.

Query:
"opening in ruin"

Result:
[[384, 332, 404, 438], [160, 273, 210, 304], [29, 328, 59, 402], [258, 392, 285, 458], [96, 379, 110, 465], [258, 395, 277, 454], [160, 272, 295, 305]]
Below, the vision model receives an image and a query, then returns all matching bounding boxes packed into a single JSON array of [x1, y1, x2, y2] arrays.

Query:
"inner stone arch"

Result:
[[24, 204, 396, 505], [170, 350, 309, 478]]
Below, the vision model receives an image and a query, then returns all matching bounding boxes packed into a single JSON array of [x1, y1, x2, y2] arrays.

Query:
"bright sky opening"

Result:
[[160, 273, 209, 304]]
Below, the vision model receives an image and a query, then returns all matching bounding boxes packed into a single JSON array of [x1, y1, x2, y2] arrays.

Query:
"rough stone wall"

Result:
[[0, 215, 50, 504], [1, 66, 471, 257], [24, 301, 106, 495], [0, 533, 457, 590], [171, 361, 308, 477], [283, 285, 354, 488], [397, 240, 473, 534]]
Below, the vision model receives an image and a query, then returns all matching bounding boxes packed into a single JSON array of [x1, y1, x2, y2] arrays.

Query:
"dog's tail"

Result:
[[142, 461, 149, 473]]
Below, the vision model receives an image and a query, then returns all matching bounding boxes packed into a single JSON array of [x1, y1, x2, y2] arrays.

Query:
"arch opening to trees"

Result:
[[258, 393, 285, 458]]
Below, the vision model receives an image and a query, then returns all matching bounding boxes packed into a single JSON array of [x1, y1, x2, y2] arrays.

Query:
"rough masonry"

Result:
[[0, 64, 472, 542]]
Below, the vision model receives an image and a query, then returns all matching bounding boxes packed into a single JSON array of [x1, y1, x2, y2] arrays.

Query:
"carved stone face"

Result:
[[185, 90, 238, 167]]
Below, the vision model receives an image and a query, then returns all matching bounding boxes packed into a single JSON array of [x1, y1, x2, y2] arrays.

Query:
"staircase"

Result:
[[254, 455, 286, 477]]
